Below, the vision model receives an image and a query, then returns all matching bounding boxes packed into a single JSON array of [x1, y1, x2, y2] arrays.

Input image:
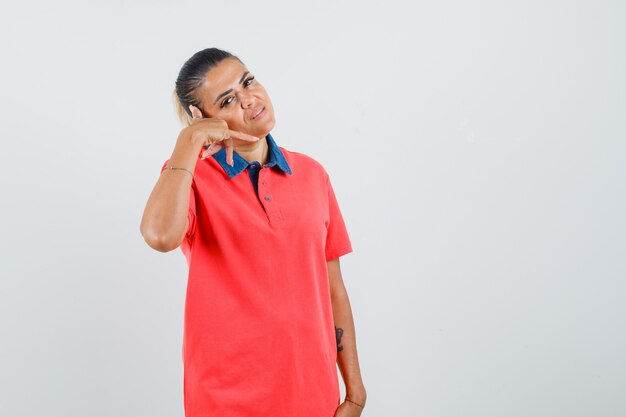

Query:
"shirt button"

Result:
[[265, 195, 271, 201]]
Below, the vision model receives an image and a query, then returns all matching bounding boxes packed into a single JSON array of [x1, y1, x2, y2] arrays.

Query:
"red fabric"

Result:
[[159, 146, 353, 417]]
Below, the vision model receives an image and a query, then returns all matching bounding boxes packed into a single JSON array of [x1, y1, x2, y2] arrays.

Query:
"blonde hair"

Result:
[[172, 88, 193, 127]]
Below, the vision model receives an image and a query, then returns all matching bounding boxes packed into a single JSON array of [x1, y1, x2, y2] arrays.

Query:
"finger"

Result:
[[227, 129, 261, 142], [207, 142, 223, 155], [201, 143, 223, 159], [203, 129, 233, 148], [189, 105, 203, 119], [225, 138, 234, 166]]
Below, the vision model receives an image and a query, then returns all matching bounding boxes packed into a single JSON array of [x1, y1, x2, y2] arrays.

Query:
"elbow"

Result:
[[140, 223, 182, 253], [148, 236, 180, 253]]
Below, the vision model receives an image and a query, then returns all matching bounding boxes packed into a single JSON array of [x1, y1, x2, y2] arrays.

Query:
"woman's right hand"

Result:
[[186, 104, 260, 166]]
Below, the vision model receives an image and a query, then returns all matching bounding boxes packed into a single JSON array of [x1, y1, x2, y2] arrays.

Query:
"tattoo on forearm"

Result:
[[335, 326, 344, 352]]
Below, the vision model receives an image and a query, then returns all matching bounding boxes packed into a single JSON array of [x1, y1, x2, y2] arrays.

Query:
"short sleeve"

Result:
[[324, 173, 353, 261], [160, 160, 197, 241]]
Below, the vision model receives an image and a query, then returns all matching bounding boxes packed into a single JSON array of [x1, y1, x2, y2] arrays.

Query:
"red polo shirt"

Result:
[[159, 134, 353, 417]]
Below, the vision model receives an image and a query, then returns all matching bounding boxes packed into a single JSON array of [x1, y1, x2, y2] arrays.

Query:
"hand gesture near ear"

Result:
[[187, 105, 260, 167]]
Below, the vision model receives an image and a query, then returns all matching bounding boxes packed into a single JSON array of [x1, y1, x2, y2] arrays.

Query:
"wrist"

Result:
[[346, 385, 367, 406], [169, 132, 202, 169]]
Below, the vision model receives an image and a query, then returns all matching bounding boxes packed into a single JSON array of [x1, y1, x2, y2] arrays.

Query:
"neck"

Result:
[[233, 135, 269, 165]]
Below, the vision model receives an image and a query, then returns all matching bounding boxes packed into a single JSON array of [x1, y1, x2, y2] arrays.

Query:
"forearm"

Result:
[[331, 288, 367, 405], [140, 131, 201, 251]]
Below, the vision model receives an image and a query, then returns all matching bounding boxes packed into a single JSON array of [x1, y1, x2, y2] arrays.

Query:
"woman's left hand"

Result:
[[333, 399, 364, 417]]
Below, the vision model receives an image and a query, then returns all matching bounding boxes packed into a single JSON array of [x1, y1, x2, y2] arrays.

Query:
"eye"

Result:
[[220, 76, 255, 108], [220, 96, 234, 108]]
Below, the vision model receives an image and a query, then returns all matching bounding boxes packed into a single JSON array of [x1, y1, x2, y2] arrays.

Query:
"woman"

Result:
[[140, 47, 366, 417]]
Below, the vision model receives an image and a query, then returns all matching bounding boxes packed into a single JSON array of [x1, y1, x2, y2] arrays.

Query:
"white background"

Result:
[[1, 1, 625, 416]]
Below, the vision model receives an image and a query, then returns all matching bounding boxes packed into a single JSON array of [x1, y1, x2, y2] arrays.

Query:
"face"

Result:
[[197, 58, 276, 139]]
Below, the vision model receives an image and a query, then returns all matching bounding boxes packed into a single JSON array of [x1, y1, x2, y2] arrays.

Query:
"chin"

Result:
[[250, 116, 276, 138]]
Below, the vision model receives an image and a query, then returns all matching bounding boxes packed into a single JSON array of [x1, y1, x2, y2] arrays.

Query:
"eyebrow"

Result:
[[213, 71, 250, 105]]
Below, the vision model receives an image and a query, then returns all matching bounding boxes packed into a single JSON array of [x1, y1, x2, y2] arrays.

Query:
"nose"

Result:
[[238, 91, 254, 108]]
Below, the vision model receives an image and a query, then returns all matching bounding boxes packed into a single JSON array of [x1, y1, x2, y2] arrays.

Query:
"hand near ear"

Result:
[[187, 105, 260, 167]]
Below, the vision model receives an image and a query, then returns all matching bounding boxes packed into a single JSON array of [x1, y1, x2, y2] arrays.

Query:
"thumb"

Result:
[[189, 105, 203, 119]]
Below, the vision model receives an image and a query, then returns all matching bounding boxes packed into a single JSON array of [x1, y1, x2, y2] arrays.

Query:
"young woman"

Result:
[[140, 47, 366, 417]]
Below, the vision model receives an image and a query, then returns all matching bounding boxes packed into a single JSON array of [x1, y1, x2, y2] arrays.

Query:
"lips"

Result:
[[251, 106, 265, 120]]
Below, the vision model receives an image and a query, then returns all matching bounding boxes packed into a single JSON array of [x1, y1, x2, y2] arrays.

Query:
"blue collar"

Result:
[[212, 132, 293, 178]]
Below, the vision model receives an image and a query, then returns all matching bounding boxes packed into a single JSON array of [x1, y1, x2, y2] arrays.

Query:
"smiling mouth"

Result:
[[252, 107, 265, 120]]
